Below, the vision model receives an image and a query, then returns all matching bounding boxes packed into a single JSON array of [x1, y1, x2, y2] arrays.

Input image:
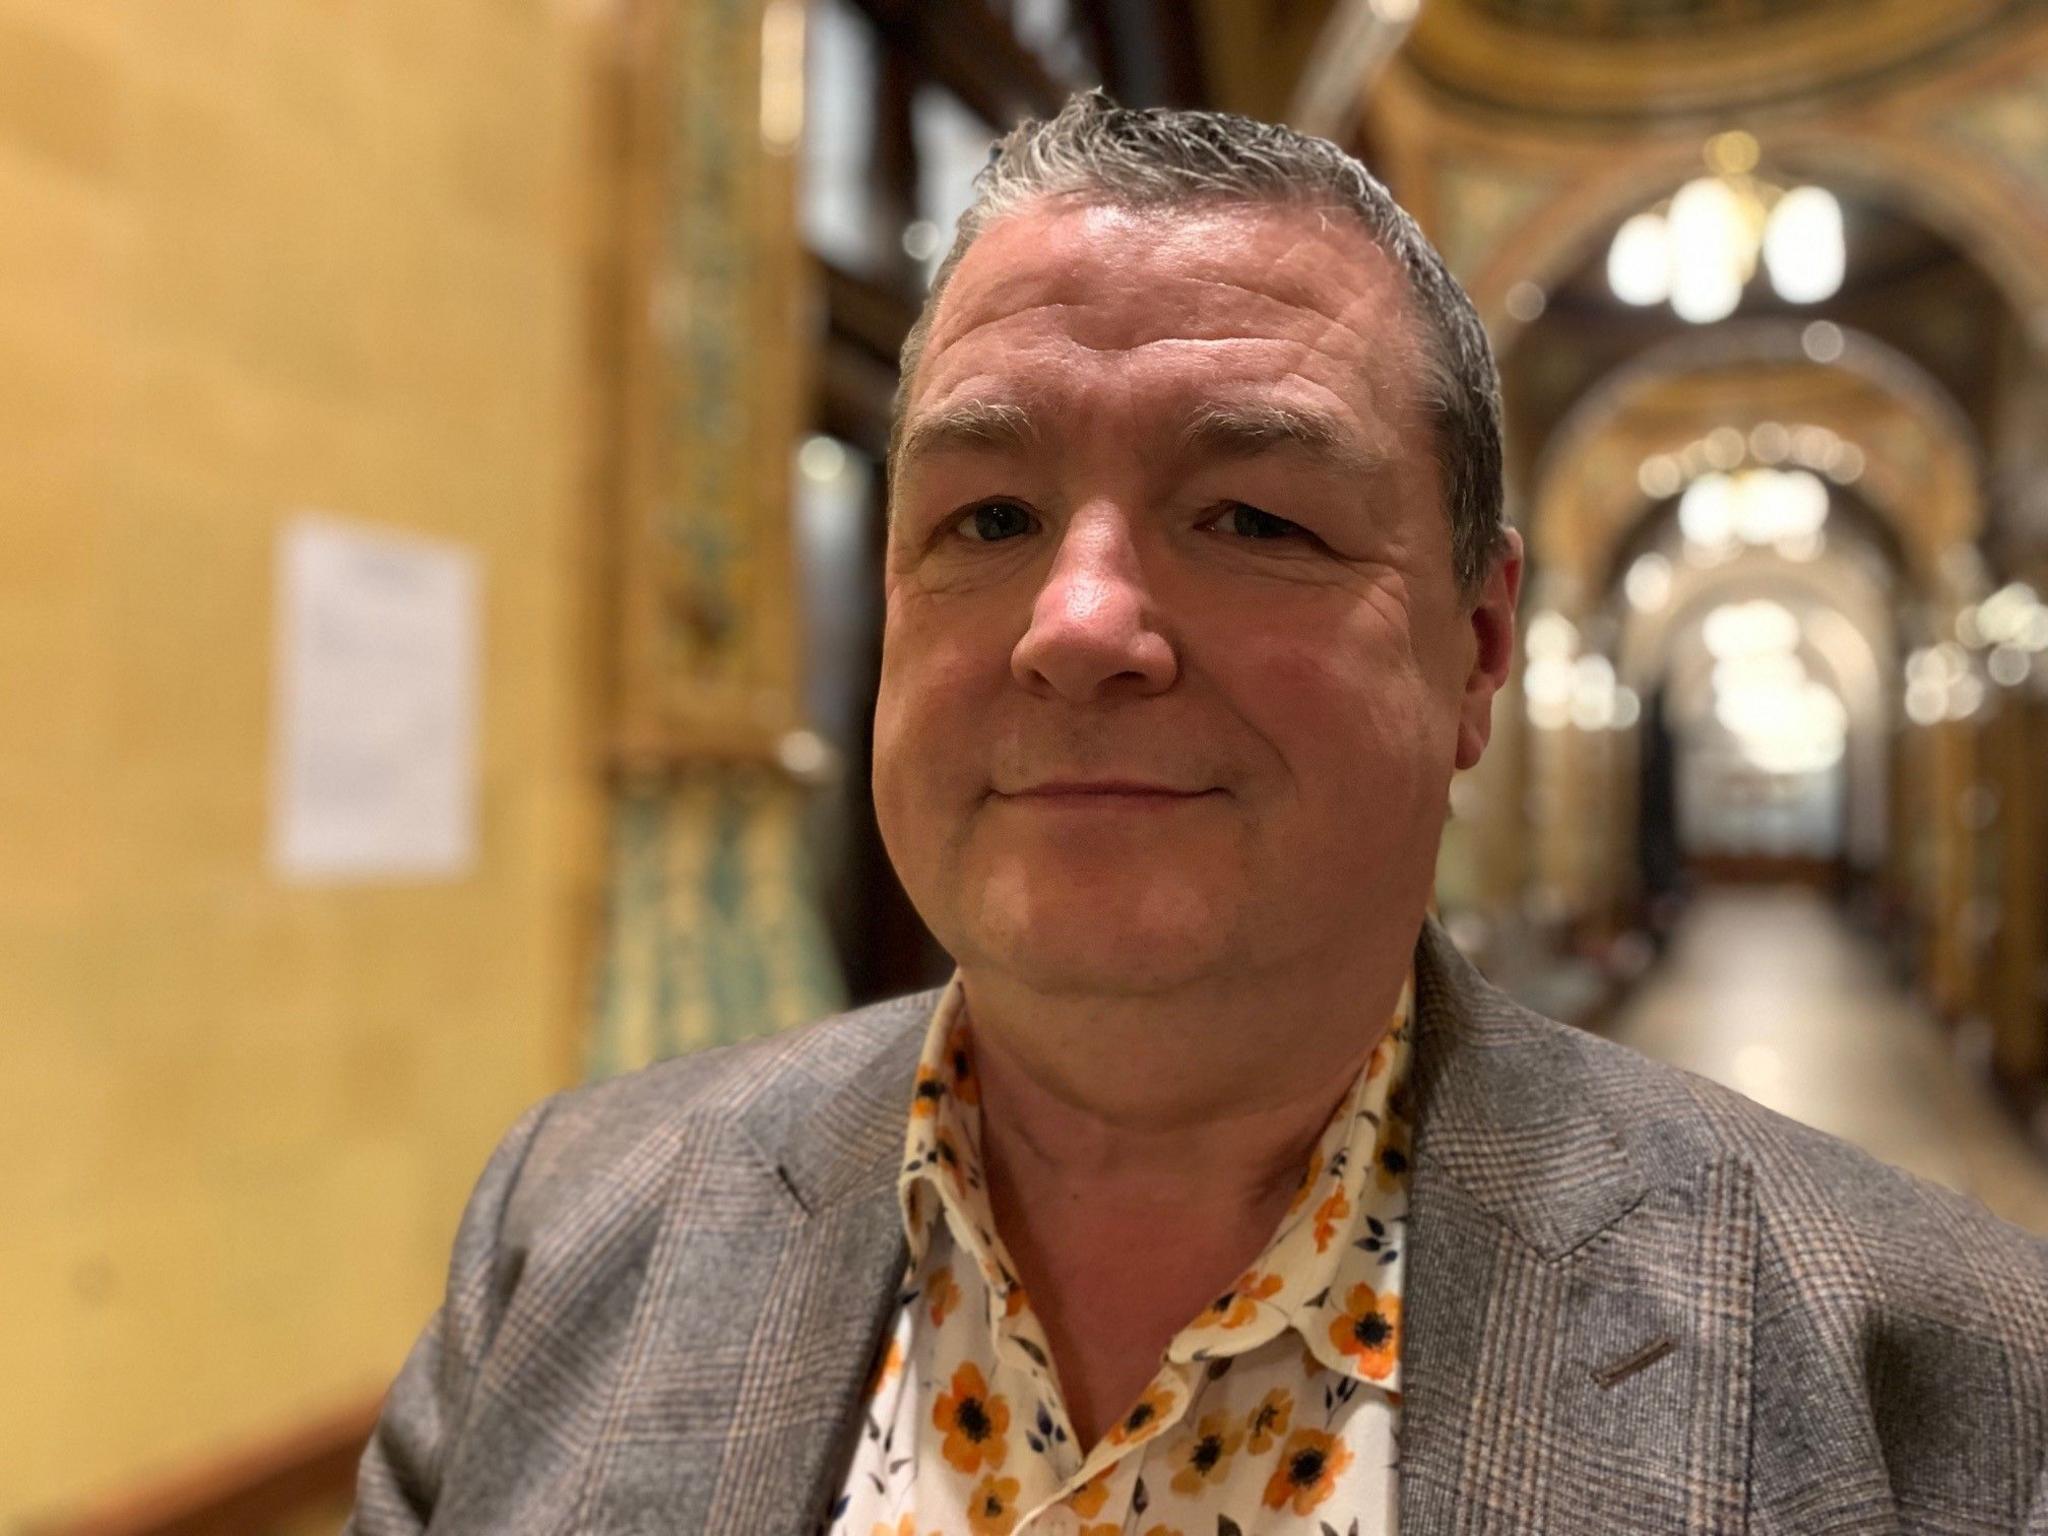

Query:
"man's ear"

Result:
[[1455, 527, 1524, 772]]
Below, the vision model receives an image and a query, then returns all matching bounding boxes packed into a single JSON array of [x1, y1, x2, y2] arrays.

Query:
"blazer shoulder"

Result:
[[500, 990, 939, 1236]]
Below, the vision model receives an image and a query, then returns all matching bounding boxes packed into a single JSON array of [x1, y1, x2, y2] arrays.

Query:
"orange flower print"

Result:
[[1327, 1282, 1402, 1380], [864, 1336, 903, 1399], [1166, 1410, 1245, 1495], [911, 1065, 946, 1118], [1313, 1184, 1351, 1252], [932, 1129, 969, 1197], [1285, 1148, 1325, 1216], [1080, 1527, 1120, 1536], [1262, 1427, 1353, 1516], [966, 1474, 1021, 1536], [1191, 1270, 1283, 1331], [1141, 1528, 1186, 1536], [1067, 1473, 1109, 1517], [927, 1266, 960, 1326], [1105, 1380, 1176, 1446], [1004, 1282, 1029, 1319], [933, 1362, 1010, 1474], [1375, 1116, 1412, 1192], [870, 1518, 916, 1536], [1245, 1386, 1293, 1452], [944, 1020, 981, 1105]]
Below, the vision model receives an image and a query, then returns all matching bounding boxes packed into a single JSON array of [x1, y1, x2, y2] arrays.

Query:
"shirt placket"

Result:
[[1015, 1358, 1202, 1535]]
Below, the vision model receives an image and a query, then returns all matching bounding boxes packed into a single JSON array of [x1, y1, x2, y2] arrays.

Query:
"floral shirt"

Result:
[[826, 973, 1415, 1536]]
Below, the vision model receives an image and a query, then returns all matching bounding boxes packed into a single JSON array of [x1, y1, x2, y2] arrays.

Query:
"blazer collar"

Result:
[[757, 988, 936, 1216], [1407, 918, 1651, 1258]]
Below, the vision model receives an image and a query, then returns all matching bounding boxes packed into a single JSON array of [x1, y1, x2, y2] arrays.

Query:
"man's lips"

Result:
[[997, 781, 1218, 797]]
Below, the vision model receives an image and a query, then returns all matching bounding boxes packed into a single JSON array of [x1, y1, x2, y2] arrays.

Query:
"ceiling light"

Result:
[[1638, 455, 1682, 499], [1703, 599, 1800, 660], [1608, 213, 1672, 307], [1801, 320, 1845, 364], [1764, 186, 1846, 304], [1625, 553, 1673, 613], [1505, 281, 1547, 322]]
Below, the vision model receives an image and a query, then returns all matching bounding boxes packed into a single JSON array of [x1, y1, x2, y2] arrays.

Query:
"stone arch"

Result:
[[1524, 321, 1983, 616]]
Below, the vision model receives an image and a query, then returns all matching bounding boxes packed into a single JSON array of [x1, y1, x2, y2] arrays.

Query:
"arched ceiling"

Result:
[[1400, 0, 2034, 119], [1462, 0, 1851, 33], [1525, 344, 1981, 610]]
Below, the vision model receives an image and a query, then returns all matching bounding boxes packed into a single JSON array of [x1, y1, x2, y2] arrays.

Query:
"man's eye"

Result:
[[958, 501, 1034, 542], [1213, 503, 1306, 541]]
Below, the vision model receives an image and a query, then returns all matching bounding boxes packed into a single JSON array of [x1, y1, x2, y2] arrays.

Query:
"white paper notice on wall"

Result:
[[270, 514, 481, 882]]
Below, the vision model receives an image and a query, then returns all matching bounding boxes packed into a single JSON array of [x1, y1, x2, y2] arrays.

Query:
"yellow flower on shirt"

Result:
[[1105, 1380, 1177, 1446], [1374, 1116, 1412, 1193], [933, 1361, 1010, 1474], [928, 1266, 960, 1327], [1166, 1411, 1245, 1494], [1066, 1471, 1109, 1516], [1312, 1185, 1351, 1253], [1245, 1386, 1294, 1452], [1327, 1283, 1401, 1381], [1262, 1428, 1353, 1516], [943, 1020, 980, 1106], [1191, 1270, 1283, 1331], [965, 1474, 1020, 1536]]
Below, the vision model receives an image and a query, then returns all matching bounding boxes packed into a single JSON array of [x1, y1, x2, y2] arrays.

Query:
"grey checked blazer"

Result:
[[347, 922, 2048, 1534]]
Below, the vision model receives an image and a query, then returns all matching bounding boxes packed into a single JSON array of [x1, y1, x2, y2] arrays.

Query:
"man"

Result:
[[349, 93, 2048, 1535]]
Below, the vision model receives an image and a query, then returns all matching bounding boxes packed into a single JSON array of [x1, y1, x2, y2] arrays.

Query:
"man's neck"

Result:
[[954, 957, 1410, 1446], [958, 958, 1408, 1208]]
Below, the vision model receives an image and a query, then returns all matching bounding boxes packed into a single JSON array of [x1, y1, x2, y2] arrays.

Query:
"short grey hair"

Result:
[[891, 90, 1508, 593]]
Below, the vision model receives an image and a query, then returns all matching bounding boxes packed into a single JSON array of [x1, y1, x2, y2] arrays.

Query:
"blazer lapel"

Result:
[[1400, 924, 1758, 1535], [583, 996, 931, 1536]]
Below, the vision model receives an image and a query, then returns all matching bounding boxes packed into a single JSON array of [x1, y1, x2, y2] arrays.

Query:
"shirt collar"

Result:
[[894, 972, 1415, 1390]]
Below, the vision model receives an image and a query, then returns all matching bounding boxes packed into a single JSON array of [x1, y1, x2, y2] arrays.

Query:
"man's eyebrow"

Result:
[[894, 400, 1040, 469], [1176, 401, 1389, 481]]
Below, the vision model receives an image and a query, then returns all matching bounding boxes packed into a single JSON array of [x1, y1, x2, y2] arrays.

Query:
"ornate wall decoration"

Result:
[[1465, 0, 1858, 38], [587, 771, 843, 1076], [588, 0, 843, 1072], [1429, 154, 1569, 283], [1400, 0, 2025, 119], [617, 0, 808, 761], [1935, 63, 2048, 213]]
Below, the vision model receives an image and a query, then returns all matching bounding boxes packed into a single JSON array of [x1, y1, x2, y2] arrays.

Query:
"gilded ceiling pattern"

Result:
[[1464, 0, 1853, 35], [1937, 64, 2048, 213]]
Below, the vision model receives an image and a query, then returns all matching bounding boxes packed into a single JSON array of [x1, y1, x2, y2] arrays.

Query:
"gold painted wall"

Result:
[[0, 0, 604, 1521]]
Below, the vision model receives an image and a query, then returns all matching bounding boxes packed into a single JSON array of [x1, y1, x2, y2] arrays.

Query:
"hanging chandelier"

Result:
[[1606, 132, 1845, 323]]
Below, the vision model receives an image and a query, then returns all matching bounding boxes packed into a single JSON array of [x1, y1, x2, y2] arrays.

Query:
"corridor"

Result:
[[1603, 888, 2048, 1235]]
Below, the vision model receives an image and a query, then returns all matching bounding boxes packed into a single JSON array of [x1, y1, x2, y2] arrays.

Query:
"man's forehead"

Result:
[[929, 200, 1411, 346], [907, 200, 1424, 431]]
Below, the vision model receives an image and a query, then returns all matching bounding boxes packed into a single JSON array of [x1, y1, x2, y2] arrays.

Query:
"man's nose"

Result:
[[1010, 508, 1177, 700]]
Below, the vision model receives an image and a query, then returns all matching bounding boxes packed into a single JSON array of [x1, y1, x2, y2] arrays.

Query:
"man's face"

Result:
[[873, 199, 1519, 996]]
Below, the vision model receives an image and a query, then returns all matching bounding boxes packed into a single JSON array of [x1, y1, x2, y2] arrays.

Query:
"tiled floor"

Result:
[[1600, 886, 2048, 1236]]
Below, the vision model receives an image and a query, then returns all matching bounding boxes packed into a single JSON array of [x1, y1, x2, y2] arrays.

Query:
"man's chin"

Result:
[[964, 914, 1234, 998]]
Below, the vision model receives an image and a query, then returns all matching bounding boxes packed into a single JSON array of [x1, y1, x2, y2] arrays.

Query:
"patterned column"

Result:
[[587, 0, 844, 1077]]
